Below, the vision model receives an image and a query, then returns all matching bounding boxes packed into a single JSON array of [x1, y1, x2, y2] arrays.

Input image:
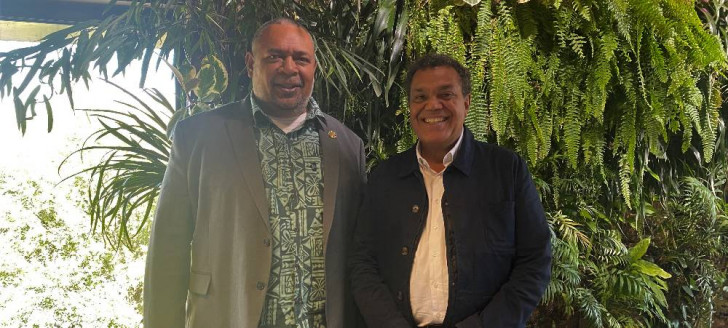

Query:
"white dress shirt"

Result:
[[265, 110, 307, 133], [410, 131, 464, 326]]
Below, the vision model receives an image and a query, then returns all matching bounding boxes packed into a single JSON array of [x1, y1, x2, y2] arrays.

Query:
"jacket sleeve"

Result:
[[349, 176, 412, 328], [143, 121, 196, 328], [457, 156, 552, 328]]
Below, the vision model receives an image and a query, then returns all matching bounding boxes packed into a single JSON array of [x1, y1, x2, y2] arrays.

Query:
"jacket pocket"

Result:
[[189, 271, 211, 296], [481, 201, 516, 253]]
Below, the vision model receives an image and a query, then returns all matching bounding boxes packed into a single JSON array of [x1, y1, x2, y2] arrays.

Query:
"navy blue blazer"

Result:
[[350, 128, 551, 328]]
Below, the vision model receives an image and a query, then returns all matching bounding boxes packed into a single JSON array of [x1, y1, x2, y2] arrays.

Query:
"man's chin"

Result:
[[269, 98, 307, 112]]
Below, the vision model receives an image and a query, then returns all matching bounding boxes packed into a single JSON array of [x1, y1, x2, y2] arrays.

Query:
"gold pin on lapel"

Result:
[[328, 130, 337, 139]]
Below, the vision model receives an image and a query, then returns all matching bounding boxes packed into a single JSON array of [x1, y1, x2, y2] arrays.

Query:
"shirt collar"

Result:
[[415, 129, 465, 172], [250, 95, 324, 127]]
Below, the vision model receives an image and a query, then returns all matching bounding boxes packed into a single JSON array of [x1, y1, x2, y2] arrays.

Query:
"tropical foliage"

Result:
[[59, 81, 175, 249], [1, 0, 727, 326], [0, 0, 408, 244]]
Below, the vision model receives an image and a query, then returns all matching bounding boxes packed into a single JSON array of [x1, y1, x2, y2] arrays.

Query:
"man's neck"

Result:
[[417, 131, 465, 174], [419, 146, 449, 173]]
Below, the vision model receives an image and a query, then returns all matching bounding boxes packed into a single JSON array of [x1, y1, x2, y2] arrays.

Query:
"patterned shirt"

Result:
[[252, 96, 327, 328]]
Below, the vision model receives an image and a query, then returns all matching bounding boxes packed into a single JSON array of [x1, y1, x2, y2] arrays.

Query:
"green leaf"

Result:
[[13, 88, 27, 135], [44, 95, 53, 132], [175, 63, 195, 91], [139, 37, 157, 88], [628, 238, 650, 262], [645, 165, 661, 182], [201, 55, 228, 95], [373, 0, 395, 37], [16, 52, 46, 94], [634, 259, 672, 279], [195, 63, 216, 100], [26, 85, 41, 119], [60, 48, 74, 109]]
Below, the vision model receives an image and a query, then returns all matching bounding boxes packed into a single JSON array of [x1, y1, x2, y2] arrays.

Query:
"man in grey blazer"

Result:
[[144, 18, 366, 328]]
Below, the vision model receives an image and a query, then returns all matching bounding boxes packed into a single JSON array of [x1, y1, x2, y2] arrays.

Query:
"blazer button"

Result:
[[257, 281, 266, 290], [412, 205, 420, 213], [263, 238, 271, 247], [401, 246, 409, 256], [397, 291, 403, 301]]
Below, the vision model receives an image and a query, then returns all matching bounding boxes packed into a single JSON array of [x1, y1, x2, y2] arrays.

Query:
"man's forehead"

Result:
[[411, 83, 456, 92], [252, 23, 314, 51], [411, 67, 461, 89]]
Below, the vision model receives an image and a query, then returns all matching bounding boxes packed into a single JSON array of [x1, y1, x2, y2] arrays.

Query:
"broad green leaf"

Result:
[[628, 238, 650, 262], [195, 63, 216, 99], [634, 259, 672, 279], [180, 63, 197, 92], [201, 55, 228, 95]]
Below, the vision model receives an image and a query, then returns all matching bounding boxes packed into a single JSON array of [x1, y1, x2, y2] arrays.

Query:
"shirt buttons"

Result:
[[263, 238, 271, 247], [256, 281, 266, 290], [397, 291, 404, 301], [401, 246, 409, 256], [412, 205, 420, 213]]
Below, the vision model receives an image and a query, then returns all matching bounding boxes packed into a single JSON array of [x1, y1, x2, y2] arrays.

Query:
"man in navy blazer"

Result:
[[350, 54, 551, 328]]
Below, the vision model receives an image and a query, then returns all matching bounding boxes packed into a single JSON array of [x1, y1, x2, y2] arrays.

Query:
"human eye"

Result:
[[412, 94, 426, 102], [439, 92, 454, 99], [295, 56, 311, 64]]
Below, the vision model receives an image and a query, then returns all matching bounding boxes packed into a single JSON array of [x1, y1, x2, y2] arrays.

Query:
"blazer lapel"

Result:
[[319, 120, 339, 254], [224, 102, 270, 232]]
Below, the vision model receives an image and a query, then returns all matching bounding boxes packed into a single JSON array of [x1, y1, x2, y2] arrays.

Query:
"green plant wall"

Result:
[[1, 0, 726, 326], [400, 0, 728, 325]]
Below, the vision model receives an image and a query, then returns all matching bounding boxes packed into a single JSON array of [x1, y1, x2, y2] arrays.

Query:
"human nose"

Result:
[[280, 56, 298, 74], [424, 97, 442, 110]]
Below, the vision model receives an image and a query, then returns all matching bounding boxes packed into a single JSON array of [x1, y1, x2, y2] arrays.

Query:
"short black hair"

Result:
[[250, 17, 314, 52], [405, 53, 471, 98]]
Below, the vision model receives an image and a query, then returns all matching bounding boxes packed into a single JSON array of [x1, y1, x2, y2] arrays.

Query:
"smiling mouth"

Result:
[[276, 85, 301, 91], [424, 117, 446, 123], [274, 81, 303, 92]]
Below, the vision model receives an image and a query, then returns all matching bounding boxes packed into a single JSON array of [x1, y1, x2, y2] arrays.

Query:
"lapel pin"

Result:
[[328, 130, 337, 139]]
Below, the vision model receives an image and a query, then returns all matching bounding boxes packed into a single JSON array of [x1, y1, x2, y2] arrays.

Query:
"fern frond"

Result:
[[585, 32, 617, 120], [564, 90, 584, 168], [576, 287, 605, 327]]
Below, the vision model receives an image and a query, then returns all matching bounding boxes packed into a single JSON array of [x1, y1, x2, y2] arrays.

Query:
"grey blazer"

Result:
[[143, 99, 366, 327]]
